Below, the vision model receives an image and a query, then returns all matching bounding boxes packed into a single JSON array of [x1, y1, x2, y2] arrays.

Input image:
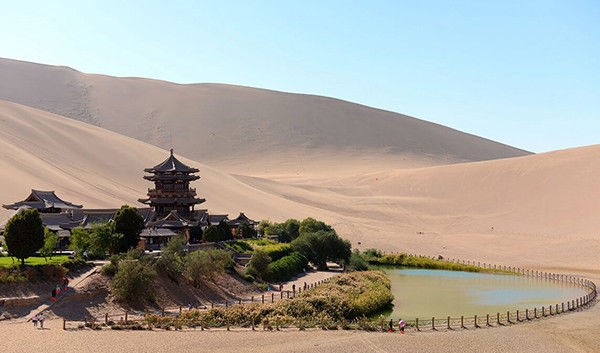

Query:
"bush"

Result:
[[113, 205, 145, 252], [184, 249, 232, 285], [203, 221, 232, 242], [348, 250, 369, 271], [266, 252, 308, 282], [111, 260, 156, 302], [245, 250, 271, 280], [39, 228, 58, 261], [223, 241, 253, 254], [258, 243, 292, 262]]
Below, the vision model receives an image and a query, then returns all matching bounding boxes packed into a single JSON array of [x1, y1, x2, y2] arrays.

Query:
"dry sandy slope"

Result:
[[0, 57, 530, 176], [0, 100, 326, 224]]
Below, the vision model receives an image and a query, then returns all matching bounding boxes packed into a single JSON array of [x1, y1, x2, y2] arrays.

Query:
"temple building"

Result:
[[138, 149, 205, 218], [2, 189, 82, 213]]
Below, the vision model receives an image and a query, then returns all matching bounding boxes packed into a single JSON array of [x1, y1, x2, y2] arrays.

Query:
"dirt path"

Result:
[[22, 264, 101, 322]]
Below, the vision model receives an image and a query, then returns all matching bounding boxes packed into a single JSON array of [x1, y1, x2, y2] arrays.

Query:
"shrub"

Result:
[[203, 221, 232, 242], [258, 243, 292, 262], [111, 260, 156, 302], [266, 252, 308, 282], [184, 249, 232, 285], [348, 250, 369, 271], [245, 250, 271, 280], [39, 228, 58, 261], [223, 241, 253, 254]]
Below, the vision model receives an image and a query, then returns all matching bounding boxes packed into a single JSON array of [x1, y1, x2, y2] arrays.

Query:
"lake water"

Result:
[[384, 268, 588, 320]]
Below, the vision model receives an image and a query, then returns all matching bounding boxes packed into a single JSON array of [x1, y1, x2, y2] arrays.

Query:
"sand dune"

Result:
[[0, 98, 598, 269], [0, 57, 530, 176], [0, 100, 326, 224]]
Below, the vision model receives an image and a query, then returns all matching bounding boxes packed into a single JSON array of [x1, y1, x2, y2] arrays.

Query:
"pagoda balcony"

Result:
[[147, 188, 197, 197]]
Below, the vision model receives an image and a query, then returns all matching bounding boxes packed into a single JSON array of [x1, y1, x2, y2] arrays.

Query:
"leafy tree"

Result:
[[203, 221, 232, 242], [40, 228, 58, 261], [112, 260, 156, 302], [283, 219, 300, 241], [88, 223, 119, 257], [237, 223, 257, 239], [4, 208, 45, 265], [245, 250, 271, 280], [291, 229, 351, 270], [156, 234, 186, 281], [299, 217, 332, 235], [68, 227, 90, 259], [257, 220, 272, 236], [113, 205, 145, 252]]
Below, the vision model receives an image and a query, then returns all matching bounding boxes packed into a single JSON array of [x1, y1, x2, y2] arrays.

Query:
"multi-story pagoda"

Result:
[[138, 149, 205, 218]]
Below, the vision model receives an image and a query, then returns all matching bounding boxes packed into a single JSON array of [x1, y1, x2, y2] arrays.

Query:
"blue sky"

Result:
[[1, 1, 598, 152]]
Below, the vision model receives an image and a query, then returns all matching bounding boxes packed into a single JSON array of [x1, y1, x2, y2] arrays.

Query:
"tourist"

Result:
[[39, 313, 45, 329], [83, 250, 88, 261], [398, 318, 406, 334], [388, 318, 394, 332], [279, 283, 283, 292], [62, 276, 69, 289], [32, 314, 38, 328], [56, 284, 61, 296], [51, 287, 57, 301]]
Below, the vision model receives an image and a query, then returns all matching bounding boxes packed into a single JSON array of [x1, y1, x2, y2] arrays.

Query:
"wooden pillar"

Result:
[[271, 293, 274, 303], [105, 313, 108, 324], [474, 315, 479, 328], [507, 311, 511, 324], [497, 312, 500, 325], [63, 318, 66, 330], [262, 295, 264, 304], [432, 317, 435, 330], [486, 314, 490, 327], [461, 316, 465, 329], [251, 296, 254, 302], [516, 310, 520, 322], [416, 318, 420, 331], [125, 311, 128, 325], [447, 316, 451, 330]]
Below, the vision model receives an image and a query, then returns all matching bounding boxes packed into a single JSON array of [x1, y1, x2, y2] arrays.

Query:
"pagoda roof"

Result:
[[3, 189, 83, 211], [208, 214, 229, 225], [144, 149, 199, 174], [138, 197, 205, 205], [227, 212, 257, 227], [147, 210, 198, 229]]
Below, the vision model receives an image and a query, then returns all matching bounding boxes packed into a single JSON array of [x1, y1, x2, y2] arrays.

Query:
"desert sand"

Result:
[[0, 59, 597, 352]]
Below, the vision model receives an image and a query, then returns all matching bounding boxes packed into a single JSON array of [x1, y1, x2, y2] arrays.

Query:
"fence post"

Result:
[[562, 302, 565, 312], [252, 316, 256, 331], [125, 311, 128, 325], [63, 318, 66, 330], [497, 312, 500, 325], [474, 315, 479, 328], [542, 306, 545, 317], [486, 314, 490, 327], [262, 295, 264, 304], [460, 316, 465, 329], [211, 302, 214, 309], [517, 310, 520, 322], [507, 311, 511, 324], [251, 296, 254, 302], [416, 318, 420, 331], [105, 313, 108, 324], [432, 317, 435, 330], [271, 293, 274, 303], [447, 316, 451, 330]]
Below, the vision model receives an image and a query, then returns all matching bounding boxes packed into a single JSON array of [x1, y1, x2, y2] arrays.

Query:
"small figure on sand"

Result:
[[388, 318, 394, 332], [32, 314, 39, 328], [398, 318, 406, 334], [51, 287, 57, 301], [62, 276, 69, 290], [38, 313, 45, 329]]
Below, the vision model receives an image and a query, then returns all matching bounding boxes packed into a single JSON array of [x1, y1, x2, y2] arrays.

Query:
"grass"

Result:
[[0, 255, 70, 267], [366, 253, 511, 274]]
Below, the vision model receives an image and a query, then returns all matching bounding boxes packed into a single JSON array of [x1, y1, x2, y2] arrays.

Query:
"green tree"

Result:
[[4, 208, 45, 265], [88, 223, 118, 258], [283, 219, 300, 241], [257, 220, 272, 236], [40, 228, 58, 262], [237, 223, 257, 239], [245, 250, 271, 280], [299, 217, 333, 235], [203, 221, 232, 242], [291, 229, 351, 270], [113, 205, 145, 252], [68, 227, 90, 259]]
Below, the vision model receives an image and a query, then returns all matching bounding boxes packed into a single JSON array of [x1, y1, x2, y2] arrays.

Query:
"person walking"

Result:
[[398, 318, 406, 334], [51, 287, 57, 302], [32, 314, 38, 328], [39, 313, 45, 329], [388, 318, 394, 332]]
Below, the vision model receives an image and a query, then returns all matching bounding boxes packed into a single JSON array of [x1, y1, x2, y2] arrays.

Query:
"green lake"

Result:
[[384, 268, 588, 320]]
